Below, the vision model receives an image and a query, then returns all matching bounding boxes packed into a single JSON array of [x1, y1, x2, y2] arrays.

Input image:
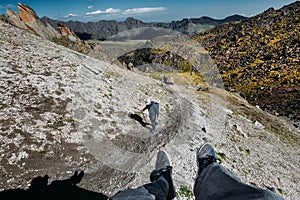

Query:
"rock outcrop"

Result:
[[6, 3, 101, 54], [18, 3, 39, 22], [7, 3, 60, 40], [0, 14, 6, 21], [58, 22, 80, 42], [56, 22, 101, 53]]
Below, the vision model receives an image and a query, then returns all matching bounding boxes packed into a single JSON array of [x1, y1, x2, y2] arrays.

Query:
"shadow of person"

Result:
[[0, 171, 108, 200], [129, 113, 151, 129]]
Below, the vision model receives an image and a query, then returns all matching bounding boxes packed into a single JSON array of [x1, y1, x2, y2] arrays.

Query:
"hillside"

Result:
[[0, 17, 299, 200], [41, 15, 248, 40], [193, 1, 300, 127]]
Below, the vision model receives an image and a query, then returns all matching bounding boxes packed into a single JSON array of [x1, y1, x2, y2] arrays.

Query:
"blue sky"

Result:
[[0, 0, 296, 22]]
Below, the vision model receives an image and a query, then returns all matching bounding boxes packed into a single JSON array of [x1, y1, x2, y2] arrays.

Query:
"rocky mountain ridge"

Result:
[[193, 1, 300, 127], [41, 15, 248, 40]]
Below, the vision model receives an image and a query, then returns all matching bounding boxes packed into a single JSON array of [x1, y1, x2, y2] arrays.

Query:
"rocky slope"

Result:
[[193, 1, 300, 127], [41, 15, 248, 40], [0, 18, 299, 200]]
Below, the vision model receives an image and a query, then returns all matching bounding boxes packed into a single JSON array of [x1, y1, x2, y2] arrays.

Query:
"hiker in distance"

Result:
[[140, 99, 160, 132], [110, 142, 284, 200]]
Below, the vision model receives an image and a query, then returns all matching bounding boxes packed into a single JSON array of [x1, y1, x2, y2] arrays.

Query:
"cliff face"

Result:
[[193, 1, 300, 126]]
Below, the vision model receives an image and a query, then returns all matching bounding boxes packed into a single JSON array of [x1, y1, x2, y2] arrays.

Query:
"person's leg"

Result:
[[149, 114, 156, 131], [154, 103, 159, 119], [110, 150, 176, 200], [110, 186, 155, 200], [144, 170, 170, 200], [149, 107, 157, 131], [151, 118, 156, 131], [110, 172, 168, 200], [194, 143, 284, 200], [146, 150, 176, 200]]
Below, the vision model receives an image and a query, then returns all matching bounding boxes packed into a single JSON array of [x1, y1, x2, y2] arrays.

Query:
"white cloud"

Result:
[[86, 8, 121, 15], [87, 6, 94, 10], [86, 6, 166, 16], [86, 10, 104, 15], [105, 8, 121, 14], [123, 7, 167, 14], [64, 13, 78, 18]]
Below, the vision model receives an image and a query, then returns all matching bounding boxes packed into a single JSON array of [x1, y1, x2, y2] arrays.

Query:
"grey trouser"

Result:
[[110, 162, 284, 200], [194, 162, 284, 200], [110, 176, 168, 200], [149, 103, 159, 131]]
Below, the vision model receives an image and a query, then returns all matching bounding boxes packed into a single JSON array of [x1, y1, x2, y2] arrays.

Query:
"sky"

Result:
[[0, 0, 297, 22]]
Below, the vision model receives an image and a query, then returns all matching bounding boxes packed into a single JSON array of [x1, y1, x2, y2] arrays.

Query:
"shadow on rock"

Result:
[[0, 171, 108, 200], [129, 112, 151, 128]]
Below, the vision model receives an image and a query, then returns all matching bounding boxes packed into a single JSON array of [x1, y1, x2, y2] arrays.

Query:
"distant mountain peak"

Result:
[[221, 14, 248, 22]]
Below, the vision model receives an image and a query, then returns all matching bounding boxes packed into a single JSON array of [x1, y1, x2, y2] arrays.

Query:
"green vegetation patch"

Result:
[[178, 185, 194, 198]]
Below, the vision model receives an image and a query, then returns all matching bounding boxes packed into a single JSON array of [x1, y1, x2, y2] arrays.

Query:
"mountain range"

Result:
[[41, 15, 248, 40]]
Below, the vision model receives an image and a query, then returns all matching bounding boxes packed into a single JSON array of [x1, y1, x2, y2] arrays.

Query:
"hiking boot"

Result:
[[155, 150, 171, 169], [150, 150, 176, 200], [196, 143, 219, 175]]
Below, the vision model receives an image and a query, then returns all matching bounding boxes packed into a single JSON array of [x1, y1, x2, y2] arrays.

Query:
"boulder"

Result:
[[161, 76, 174, 85]]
